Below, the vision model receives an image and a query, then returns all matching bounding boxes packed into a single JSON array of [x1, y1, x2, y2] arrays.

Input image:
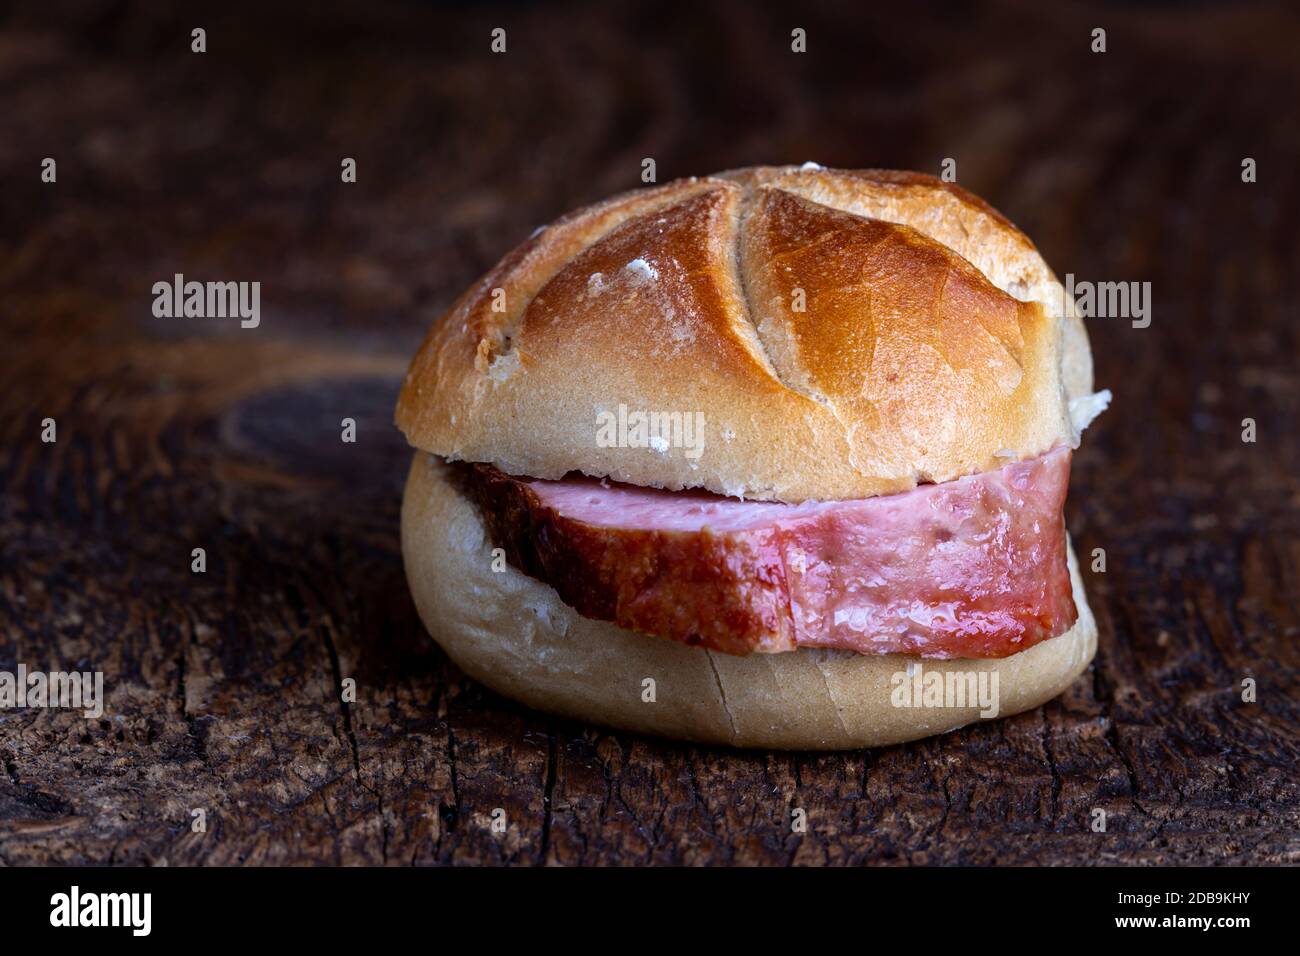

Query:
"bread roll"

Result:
[[396, 166, 1106, 749]]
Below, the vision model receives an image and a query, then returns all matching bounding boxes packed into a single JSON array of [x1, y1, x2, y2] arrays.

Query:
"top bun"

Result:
[[397, 166, 1096, 502]]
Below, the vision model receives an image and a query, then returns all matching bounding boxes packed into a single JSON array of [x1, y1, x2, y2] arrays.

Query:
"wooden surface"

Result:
[[1, 0, 1297, 865]]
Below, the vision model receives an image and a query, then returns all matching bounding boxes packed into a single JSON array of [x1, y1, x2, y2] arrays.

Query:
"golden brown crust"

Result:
[[401, 453, 1099, 749], [396, 166, 1095, 502]]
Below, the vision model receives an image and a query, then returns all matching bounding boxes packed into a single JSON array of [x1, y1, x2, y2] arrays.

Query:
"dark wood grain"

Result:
[[1, 0, 1297, 865]]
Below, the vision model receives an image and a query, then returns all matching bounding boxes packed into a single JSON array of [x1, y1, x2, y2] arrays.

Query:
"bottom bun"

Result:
[[401, 453, 1098, 750]]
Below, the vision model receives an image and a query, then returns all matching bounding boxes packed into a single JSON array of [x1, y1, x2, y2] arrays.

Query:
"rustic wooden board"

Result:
[[1, 0, 1297, 865]]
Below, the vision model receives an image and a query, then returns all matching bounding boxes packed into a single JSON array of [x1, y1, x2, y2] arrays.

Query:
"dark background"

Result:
[[0, 0, 1296, 864]]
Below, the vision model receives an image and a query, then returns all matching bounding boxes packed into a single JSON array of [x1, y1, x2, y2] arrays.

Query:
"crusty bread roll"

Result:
[[397, 166, 1105, 749], [402, 452, 1097, 750], [396, 165, 1096, 502]]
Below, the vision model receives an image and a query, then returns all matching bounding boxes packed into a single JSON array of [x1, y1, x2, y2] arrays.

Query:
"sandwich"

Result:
[[396, 166, 1110, 749]]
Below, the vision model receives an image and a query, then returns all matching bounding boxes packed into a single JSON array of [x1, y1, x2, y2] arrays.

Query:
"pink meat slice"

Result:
[[464, 447, 1077, 658]]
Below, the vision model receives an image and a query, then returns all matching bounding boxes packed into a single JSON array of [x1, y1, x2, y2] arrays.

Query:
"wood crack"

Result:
[[537, 727, 558, 866]]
